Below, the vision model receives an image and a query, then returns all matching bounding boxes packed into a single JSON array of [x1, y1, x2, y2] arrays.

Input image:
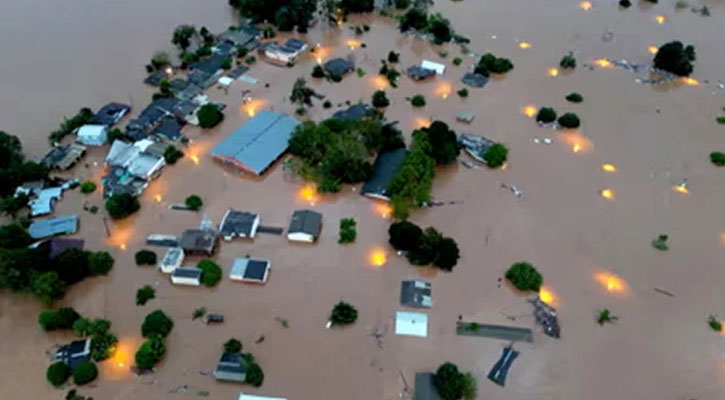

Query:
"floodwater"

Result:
[[1, 0, 725, 399]]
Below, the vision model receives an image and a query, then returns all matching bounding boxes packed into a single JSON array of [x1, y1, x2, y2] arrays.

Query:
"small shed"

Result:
[[171, 267, 202, 286], [287, 210, 322, 242], [407, 66, 436, 81], [456, 112, 474, 124], [230, 258, 271, 284], [214, 352, 247, 382], [461, 73, 488, 88], [395, 311, 428, 338], [400, 280, 432, 308], [421, 60, 445, 75], [28, 187, 63, 217], [77, 125, 108, 146], [361, 148, 407, 201], [219, 210, 260, 240], [94, 102, 130, 126], [159, 247, 184, 274], [238, 394, 288, 400]]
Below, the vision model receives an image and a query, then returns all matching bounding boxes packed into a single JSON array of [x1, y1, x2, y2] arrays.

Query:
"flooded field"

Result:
[[1, 0, 725, 399]]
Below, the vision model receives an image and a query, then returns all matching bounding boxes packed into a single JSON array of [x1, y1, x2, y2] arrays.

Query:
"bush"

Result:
[[597, 309, 615, 326], [482, 143, 508, 168], [245, 55, 256, 65], [389, 221, 423, 251], [387, 51, 400, 63], [163, 146, 184, 164], [79, 181, 96, 194], [0, 223, 32, 248], [323, 100, 332, 109], [619, 0, 631, 7], [651, 234, 669, 251], [474, 53, 514, 76], [717, 117, 725, 125], [88, 251, 114, 275], [457, 88, 468, 98], [91, 330, 118, 361], [311, 65, 325, 78], [505, 262, 543, 292], [372, 90, 390, 108], [434, 237, 460, 271], [708, 315, 722, 332], [461, 372, 477, 400], [135, 249, 157, 266], [185, 194, 203, 210], [560, 54, 576, 69], [244, 357, 265, 387], [419, 121, 460, 165], [434, 362, 465, 400], [72, 362, 98, 385], [141, 310, 174, 338], [536, 107, 557, 123], [565, 92, 583, 103], [136, 285, 156, 306], [709, 151, 725, 166], [453, 57, 463, 66], [47, 361, 71, 387], [39, 307, 80, 331], [221, 57, 232, 70], [557, 113, 581, 129], [197, 259, 222, 287], [223, 338, 242, 354], [338, 218, 357, 244], [197, 104, 224, 129], [411, 95, 426, 108], [105, 193, 140, 219], [134, 334, 166, 370], [340, 0, 374, 13], [330, 301, 358, 326], [653, 41, 696, 76]]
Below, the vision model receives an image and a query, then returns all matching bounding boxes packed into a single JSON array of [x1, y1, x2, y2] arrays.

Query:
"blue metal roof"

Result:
[[212, 111, 300, 175], [28, 215, 79, 239]]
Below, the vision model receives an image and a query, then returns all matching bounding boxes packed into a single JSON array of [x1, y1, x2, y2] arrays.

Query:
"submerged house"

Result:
[[421, 60, 446, 75], [332, 103, 372, 121], [323, 58, 354, 78], [461, 72, 488, 88], [102, 166, 148, 198], [28, 215, 79, 239], [211, 111, 300, 175], [179, 228, 218, 256], [125, 98, 179, 141], [105, 140, 165, 180], [230, 258, 271, 284], [94, 102, 131, 126], [219, 210, 260, 240], [400, 280, 432, 308], [360, 148, 407, 201], [213, 352, 246, 382], [458, 133, 495, 164], [28, 187, 63, 217], [41, 144, 87, 170], [171, 267, 202, 286], [259, 38, 308, 64], [189, 54, 227, 88], [287, 210, 322, 243], [407, 66, 436, 81], [219, 27, 260, 50], [395, 311, 428, 338], [54, 338, 91, 370], [158, 247, 184, 274], [30, 238, 85, 260], [76, 125, 108, 146]]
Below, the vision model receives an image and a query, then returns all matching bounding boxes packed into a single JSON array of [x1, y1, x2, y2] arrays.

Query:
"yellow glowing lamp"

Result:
[[654, 15, 666, 24], [602, 163, 617, 173], [523, 106, 537, 118], [548, 68, 559, 77], [370, 248, 387, 267], [594, 59, 613, 68], [648, 46, 658, 55], [600, 189, 614, 200], [579, 1, 592, 11], [519, 42, 531, 49]]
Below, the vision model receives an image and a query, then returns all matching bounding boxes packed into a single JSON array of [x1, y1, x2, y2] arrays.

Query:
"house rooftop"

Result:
[[332, 103, 372, 121], [106, 140, 141, 168], [288, 210, 322, 237], [461, 72, 488, 88], [172, 267, 202, 279], [28, 187, 63, 217], [94, 102, 131, 126], [230, 258, 270, 282], [407, 66, 436, 81], [28, 215, 79, 239], [102, 166, 148, 199], [219, 210, 259, 239], [30, 238, 85, 259], [400, 280, 432, 308], [179, 228, 218, 254], [323, 58, 355, 77], [414, 372, 441, 400], [55, 338, 91, 370], [361, 148, 407, 200], [395, 311, 428, 337], [214, 352, 246, 382], [41, 144, 87, 170]]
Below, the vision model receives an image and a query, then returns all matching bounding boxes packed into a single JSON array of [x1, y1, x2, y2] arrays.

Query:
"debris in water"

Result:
[[528, 297, 560, 338]]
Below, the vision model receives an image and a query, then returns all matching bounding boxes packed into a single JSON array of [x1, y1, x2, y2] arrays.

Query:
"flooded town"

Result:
[[1, 1, 725, 399]]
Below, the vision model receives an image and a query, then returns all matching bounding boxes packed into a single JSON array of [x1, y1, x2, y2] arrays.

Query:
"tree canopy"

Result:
[[330, 301, 358, 326], [654, 41, 696, 76], [106, 193, 140, 219], [47, 361, 71, 387], [197, 259, 222, 287], [474, 53, 514, 76], [0, 131, 49, 198], [141, 310, 174, 338], [197, 104, 224, 129], [505, 262, 543, 292], [185, 194, 203, 210], [230, 0, 316, 32], [434, 362, 476, 400], [389, 221, 460, 271], [134, 333, 166, 370], [482, 143, 508, 168], [223, 338, 243, 354]]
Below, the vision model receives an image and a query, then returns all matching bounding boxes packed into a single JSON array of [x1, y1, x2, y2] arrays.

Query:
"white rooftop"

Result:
[[238, 394, 288, 400], [421, 60, 446, 75], [395, 311, 428, 338]]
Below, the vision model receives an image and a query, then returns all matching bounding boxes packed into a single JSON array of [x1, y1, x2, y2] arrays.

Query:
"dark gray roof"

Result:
[[214, 352, 246, 382], [400, 280, 432, 308], [288, 210, 322, 237], [323, 58, 354, 77], [41, 144, 86, 170], [94, 102, 130, 126], [488, 346, 519, 386], [56, 338, 91, 370], [144, 70, 172, 86], [211, 111, 300, 175], [172, 267, 202, 279], [407, 66, 436, 81], [332, 103, 372, 121], [219, 210, 258, 238], [179, 228, 218, 254], [219, 28, 257, 47], [126, 98, 178, 140], [461, 72, 488, 88], [281, 38, 307, 52], [361, 148, 407, 199], [28, 215, 79, 239], [153, 116, 183, 141], [34, 238, 85, 259], [227, 65, 250, 79], [175, 83, 203, 101], [414, 372, 441, 400]]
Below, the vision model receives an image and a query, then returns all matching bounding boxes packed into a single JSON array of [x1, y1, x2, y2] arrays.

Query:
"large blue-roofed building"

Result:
[[211, 111, 300, 175]]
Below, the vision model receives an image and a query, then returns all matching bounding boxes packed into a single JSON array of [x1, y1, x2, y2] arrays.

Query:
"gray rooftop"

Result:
[[230, 258, 270, 282], [213, 352, 246, 382], [211, 111, 300, 175], [361, 148, 407, 200], [332, 103, 372, 121], [400, 280, 432, 308], [28, 215, 79, 239], [179, 228, 218, 254], [288, 210, 322, 237], [323, 58, 354, 77], [172, 267, 202, 279], [219, 210, 259, 238], [414, 372, 441, 400]]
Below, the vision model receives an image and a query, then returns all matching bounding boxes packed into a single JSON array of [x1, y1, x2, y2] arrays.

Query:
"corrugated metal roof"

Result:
[[28, 215, 79, 239], [361, 148, 407, 199], [288, 210, 322, 237], [212, 111, 299, 175]]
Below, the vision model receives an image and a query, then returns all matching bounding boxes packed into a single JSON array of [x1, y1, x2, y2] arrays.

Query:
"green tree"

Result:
[[197, 104, 224, 129], [419, 121, 460, 165], [339, 0, 375, 13], [54, 248, 91, 284], [311, 64, 325, 78], [0, 223, 33, 249], [653, 41, 696, 76], [172, 25, 197, 51], [163, 145, 184, 164], [434, 237, 460, 271], [244, 357, 265, 387], [461, 372, 477, 400], [88, 251, 114, 276], [38, 307, 81, 331], [135, 250, 157, 266], [0, 194, 29, 217], [150, 51, 170, 70], [73, 318, 93, 337], [710, 151, 725, 166], [141, 310, 174, 338], [91, 329, 118, 361], [482, 143, 508, 168], [136, 285, 156, 306], [134, 334, 166, 370], [330, 301, 358, 326], [197, 259, 222, 287], [411, 95, 426, 107], [30, 271, 66, 306], [475, 53, 514, 76], [427, 13, 452, 44], [434, 362, 465, 400], [338, 218, 357, 244], [387, 51, 400, 63], [47, 361, 71, 387], [560, 54, 576, 69], [536, 107, 557, 123], [565, 92, 583, 103], [389, 221, 423, 251], [399, 8, 428, 32], [290, 78, 321, 107], [79, 181, 96, 194], [223, 338, 243, 354], [505, 262, 543, 292], [105, 193, 140, 219], [185, 195, 203, 210], [372, 90, 390, 108], [557, 113, 580, 129], [457, 88, 468, 98]]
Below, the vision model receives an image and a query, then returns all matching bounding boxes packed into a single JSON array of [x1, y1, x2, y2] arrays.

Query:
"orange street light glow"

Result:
[[720, 233, 725, 246], [572, 144, 582, 153], [369, 248, 387, 267], [602, 163, 617, 172], [673, 184, 689, 194], [600, 188, 614, 199], [558, 131, 594, 154], [648, 46, 659, 55], [414, 117, 431, 129], [500, 162, 508, 170], [346, 39, 361, 50], [548, 68, 559, 77], [120, 243, 127, 250], [594, 58, 613, 68], [681, 77, 699, 86], [165, 67, 173, 75], [539, 286, 557, 306], [371, 75, 389, 90], [654, 15, 666, 24], [435, 83, 452, 99], [595, 272, 627, 293], [374, 203, 393, 219], [519, 42, 531, 49], [154, 194, 162, 203], [580, 1, 592, 10], [522, 105, 537, 117], [298, 184, 319, 205], [190, 155, 200, 165]]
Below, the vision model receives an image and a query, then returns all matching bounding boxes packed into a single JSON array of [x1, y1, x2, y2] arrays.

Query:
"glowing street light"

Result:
[[600, 188, 614, 200], [374, 203, 393, 219], [522, 105, 537, 118], [298, 184, 318, 206], [539, 286, 557, 306], [548, 68, 559, 77], [579, 1, 593, 11], [369, 248, 387, 267], [190, 155, 200, 165], [602, 163, 617, 173], [595, 272, 627, 293], [654, 15, 666, 24], [594, 58, 613, 68], [681, 77, 699, 86], [648, 46, 659, 55], [519, 42, 532, 49]]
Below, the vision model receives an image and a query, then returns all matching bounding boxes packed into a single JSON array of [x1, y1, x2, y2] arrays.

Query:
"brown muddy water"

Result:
[[1, 0, 725, 399]]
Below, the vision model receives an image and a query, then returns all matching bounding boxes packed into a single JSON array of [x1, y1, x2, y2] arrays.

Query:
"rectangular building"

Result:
[[171, 267, 202, 286]]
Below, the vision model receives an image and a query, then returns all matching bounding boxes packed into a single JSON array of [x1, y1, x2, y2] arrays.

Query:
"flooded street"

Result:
[[1, 0, 725, 399]]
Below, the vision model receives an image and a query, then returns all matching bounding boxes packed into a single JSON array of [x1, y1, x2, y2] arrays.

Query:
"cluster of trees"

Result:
[[710, 151, 725, 166], [105, 193, 140, 219], [565, 92, 583, 103], [559, 54, 576, 69], [136, 310, 173, 370], [288, 118, 402, 192], [80, 181, 96, 194], [221, 338, 265, 386], [535, 107, 581, 129], [163, 145, 184, 165], [0, 131, 49, 214], [197, 259, 222, 287], [338, 218, 357, 244], [388, 221, 460, 271], [1, 226, 114, 305], [197, 104, 224, 129], [379, 61, 402, 88], [49, 108, 96, 144], [434, 362, 477, 400], [474, 53, 514, 76], [653, 41, 696, 77], [330, 301, 358, 326], [398, 2, 453, 44], [170, 25, 220, 67], [339, 0, 375, 13], [505, 262, 543, 292], [229, 0, 316, 32], [39, 307, 81, 331], [47, 360, 98, 387]]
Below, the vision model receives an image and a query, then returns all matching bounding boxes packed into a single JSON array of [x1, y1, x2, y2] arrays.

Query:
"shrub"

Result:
[[185, 194, 203, 210], [597, 309, 615, 325], [136, 285, 156, 306], [330, 301, 358, 326], [619, 0, 631, 7], [39, 307, 80, 331], [79, 181, 96, 194], [221, 57, 232, 70], [245, 55, 256, 65], [387, 51, 400, 63], [372, 90, 390, 108], [135, 249, 157, 266], [88, 251, 114, 275], [356, 68, 366, 77], [72, 362, 98, 385], [565, 92, 583, 103], [653, 41, 696, 76], [197, 104, 224, 129], [717, 117, 725, 125], [323, 100, 332, 109], [474, 53, 514, 76], [411, 95, 426, 108], [651, 234, 669, 251], [536, 107, 557, 123], [434, 237, 460, 271], [105, 193, 140, 219], [560, 54, 576, 69], [91, 330, 118, 361], [47, 361, 71, 387], [420, 121, 461, 165], [482, 143, 508, 168], [244, 356, 265, 387], [434, 362, 465, 400], [708, 315, 722, 331], [453, 57, 463, 66], [338, 218, 357, 244], [461, 372, 477, 400], [709, 151, 725, 166], [134, 334, 166, 370], [394, 0, 410, 8], [295, 107, 306, 116], [192, 307, 206, 320], [505, 262, 543, 292], [457, 88, 469, 98], [198, 259, 222, 287], [163, 145, 184, 164], [141, 310, 174, 338], [389, 221, 423, 251], [311, 65, 325, 78], [558, 113, 581, 129], [223, 338, 242, 354]]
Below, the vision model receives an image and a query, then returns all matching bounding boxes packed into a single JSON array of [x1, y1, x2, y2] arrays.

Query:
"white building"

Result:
[[171, 267, 202, 286], [238, 394, 287, 400], [158, 247, 184, 274], [395, 311, 428, 338], [230, 258, 270, 284], [421, 60, 446, 75], [77, 125, 108, 146]]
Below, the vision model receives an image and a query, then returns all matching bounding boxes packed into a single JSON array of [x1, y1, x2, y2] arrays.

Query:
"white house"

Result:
[[421, 60, 446, 75], [287, 210, 322, 243], [230, 258, 270, 284], [171, 267, 202, 286], [395, 311, 428, 338], [158, 247, 184, 274], [77, 125, 108, 146]]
